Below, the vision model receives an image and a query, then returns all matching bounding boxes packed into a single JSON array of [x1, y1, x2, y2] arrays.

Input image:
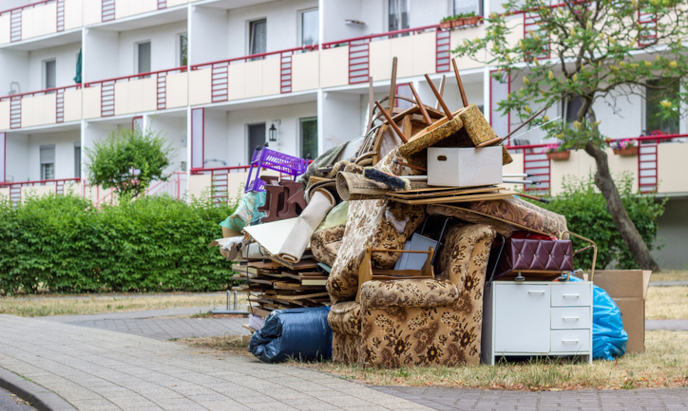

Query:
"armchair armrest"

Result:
[[359, 278, 459, 309]]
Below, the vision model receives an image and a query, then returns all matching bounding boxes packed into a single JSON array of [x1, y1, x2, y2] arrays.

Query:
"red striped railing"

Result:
[[0, 84, 82, 129], [102, 0, 115, 22], [191, 165, 251, 204], [0, 177, 80, 204], [144, 172, 187, 199], [0, 0, 63, 43], [84, 66, 186, 117], [190, 45, 318, 102]]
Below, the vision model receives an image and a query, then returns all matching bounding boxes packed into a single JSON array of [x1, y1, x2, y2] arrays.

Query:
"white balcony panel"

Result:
[[227, 63, 245, 100], [292, 52, 319, 92], [320, 46, 349, 88], [166, 72, 188, 108], [0, 187, 9, 200], [114, 82, 129, 115], [0, 101, 9, 130], [412, 32, 437, 77], [22, 2, 58, 40], [63, 89, 82, 122], [21, 94, 57, 127], [116, 0, 158, 20], [605, 147, 638, 189], [390, 36, 414, 78], [451, 25, 488, 71], [168, 0, 189, 6], [189, 69, 211, 105], [115, 78, 156, 115], [243, 60, 264, 99], [83, 0, 102, 26], [0, 14, 10, 45], [262, 58, 281, 97], [658, 142, 688, 193], [369, 40, 392, 82], [21, 185, 55, 201], [188, 174, 211, 200], [82, 86, 102, 119], [65, 0, 84, 30]]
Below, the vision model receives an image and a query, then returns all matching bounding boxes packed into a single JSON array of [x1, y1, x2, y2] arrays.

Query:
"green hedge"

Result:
[[533, 174, 666, 270], [0, 194, 235, 294]]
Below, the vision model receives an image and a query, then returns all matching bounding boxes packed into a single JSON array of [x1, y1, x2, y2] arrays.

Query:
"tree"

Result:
[[454, 0, 688, 270], [86, 126, 174, 199]]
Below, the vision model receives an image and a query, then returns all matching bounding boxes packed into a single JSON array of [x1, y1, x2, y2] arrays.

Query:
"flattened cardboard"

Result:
[[614, 298, 646, 354]]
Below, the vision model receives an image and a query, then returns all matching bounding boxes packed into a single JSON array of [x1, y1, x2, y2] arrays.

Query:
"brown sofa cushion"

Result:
[[310, 223, 345, 266], [360, 278, 458, 309], [470, 198, 568, 238], [328, 301, 361, 336]]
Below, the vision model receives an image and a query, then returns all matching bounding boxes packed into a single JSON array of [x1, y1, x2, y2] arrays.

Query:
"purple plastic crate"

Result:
[[245, 147, 308, 192]]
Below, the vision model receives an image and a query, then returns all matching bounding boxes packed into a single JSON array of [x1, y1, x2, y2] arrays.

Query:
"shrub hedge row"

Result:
[[0, 194, 235, 294]]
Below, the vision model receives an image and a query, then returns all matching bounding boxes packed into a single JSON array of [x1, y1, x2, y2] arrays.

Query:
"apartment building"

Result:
[[0, 0, 685, 268]]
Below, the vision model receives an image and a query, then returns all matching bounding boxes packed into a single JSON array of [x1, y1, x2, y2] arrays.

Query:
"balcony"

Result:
[[0, 0, 83, 47], [83, 66, 187, 119], [0, 84, 82, 130]]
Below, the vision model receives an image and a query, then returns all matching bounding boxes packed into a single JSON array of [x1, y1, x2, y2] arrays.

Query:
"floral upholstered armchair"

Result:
[[327, 223, 496, 367]]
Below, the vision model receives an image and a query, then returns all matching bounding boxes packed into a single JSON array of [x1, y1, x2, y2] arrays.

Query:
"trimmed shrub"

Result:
[[534, 174, 666, 270], [0, 194, 235, 294]]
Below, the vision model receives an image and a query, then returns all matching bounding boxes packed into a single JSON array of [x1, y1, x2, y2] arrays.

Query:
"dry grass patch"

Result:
[[176, 335, 251, 356], [650, 270, 688, 282], [0, 293, 234, 317], [646, 286, 688, 320], [293, 331, 688, 391]]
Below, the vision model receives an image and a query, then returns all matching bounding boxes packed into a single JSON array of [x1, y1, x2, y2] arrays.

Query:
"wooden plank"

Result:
[[392, 191, 516, 205], [387, 186, 503, 199]]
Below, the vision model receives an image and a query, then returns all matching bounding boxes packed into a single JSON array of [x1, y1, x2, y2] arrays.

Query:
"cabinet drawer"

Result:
[[551, 283, 591, 307], [551, 307, 591, 329], [550, 329, 590, 353], [494, 284, 549, 353]]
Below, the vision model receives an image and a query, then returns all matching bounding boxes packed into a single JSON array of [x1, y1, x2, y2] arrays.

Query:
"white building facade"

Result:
[[0, 0, 686, 268]]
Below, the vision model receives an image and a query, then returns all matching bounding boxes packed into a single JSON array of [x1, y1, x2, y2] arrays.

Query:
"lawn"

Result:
[[0, 293, 232, 317], [646, 286, 688, 320], [649, 270, 688, 282]]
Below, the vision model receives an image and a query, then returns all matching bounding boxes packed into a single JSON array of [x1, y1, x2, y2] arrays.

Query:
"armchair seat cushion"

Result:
[[328, 301, 362, 336], [360, 278, 459, 309]]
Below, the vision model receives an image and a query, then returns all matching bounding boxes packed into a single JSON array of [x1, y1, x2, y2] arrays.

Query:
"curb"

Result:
[[0, 367, 76, 411]]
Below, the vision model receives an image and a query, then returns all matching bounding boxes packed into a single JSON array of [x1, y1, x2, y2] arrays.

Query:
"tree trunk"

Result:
[[584, 142, 660, 271]]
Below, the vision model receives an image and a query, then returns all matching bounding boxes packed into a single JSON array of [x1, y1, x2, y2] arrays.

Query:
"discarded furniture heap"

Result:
[[210, 57, 627, 368]]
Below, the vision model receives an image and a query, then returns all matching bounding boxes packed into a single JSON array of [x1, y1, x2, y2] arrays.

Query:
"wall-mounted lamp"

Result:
[[268, 123, 277, 142]]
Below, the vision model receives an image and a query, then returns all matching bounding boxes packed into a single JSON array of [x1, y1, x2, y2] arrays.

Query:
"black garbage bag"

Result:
[[249, 306, 331, 363]]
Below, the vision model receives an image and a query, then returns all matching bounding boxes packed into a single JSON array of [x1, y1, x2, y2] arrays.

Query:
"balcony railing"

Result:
[[0, 84, 81, 129], [0, 0, 64, 43], [506, 134, 687, 195], [0, 177, 80, 204], [84, 66, 187, 117], [190, 45, 318, 101]]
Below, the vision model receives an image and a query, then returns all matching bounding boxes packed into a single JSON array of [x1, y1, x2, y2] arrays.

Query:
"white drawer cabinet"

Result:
[[482, 281, 593, 365]]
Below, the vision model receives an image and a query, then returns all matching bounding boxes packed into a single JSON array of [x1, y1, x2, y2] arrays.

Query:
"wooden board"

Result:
[[392, 191, 516, 205], [387, 186, 503, 199], [268, 256, 319, 271]]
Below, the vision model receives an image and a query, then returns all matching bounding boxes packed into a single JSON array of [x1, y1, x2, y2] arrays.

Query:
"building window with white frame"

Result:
[[388, 0, 409, 32], [301, 9, 318, 47], [646, 78, 679, 135], [300, 117, 318, 159], [454, 0, 483, 17], [44, 59, 56, 90], [249, 19, 267, 57], [137, 41, 151, 74], [40, 145, 55, 180], [179, 33, 188, 67]]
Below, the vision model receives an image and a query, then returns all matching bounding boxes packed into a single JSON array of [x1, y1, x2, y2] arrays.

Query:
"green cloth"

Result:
[[74, 49, 82, 84]]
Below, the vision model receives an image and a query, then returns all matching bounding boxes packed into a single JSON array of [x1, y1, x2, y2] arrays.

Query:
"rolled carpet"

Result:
[[277, 188, 336, 263]]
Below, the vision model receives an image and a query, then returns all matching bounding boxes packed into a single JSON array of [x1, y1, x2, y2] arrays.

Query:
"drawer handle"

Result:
[[562, 316, 580, 321], [528, 290, 546, 294], [562, 339, 579, 344], [562, 294, 580, 298]]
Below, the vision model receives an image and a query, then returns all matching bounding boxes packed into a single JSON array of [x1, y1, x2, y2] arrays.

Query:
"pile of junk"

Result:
[[211, 57, 635, 367]]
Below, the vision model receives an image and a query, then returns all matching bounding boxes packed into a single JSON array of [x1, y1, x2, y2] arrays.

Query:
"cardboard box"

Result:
[[590, 270, 652, 353], [427, 147, 503, 187]]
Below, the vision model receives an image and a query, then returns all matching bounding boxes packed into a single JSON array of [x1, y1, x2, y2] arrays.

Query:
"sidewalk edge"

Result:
[[0, 367, 76, 411]]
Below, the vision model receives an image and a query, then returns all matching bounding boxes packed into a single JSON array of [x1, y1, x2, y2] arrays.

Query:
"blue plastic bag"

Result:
[[249, 306, 332, 363], [569, 276, 628, 360]]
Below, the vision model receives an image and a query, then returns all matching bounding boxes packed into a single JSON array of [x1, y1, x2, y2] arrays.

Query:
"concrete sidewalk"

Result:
[[0, 314, 430, 411]]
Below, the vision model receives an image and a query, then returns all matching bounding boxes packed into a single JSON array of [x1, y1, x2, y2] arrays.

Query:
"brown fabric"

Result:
[[427, 204, 515, 238], [517, 198, 570, 239], [360, 278, 458, 309], [398, 117, 463, 159], [495, 239, 574, 278], [336, 171, 394, 201], [331, 332, 362, 364], [328, 301, 362, 336], [459, 104, 513, 165], [470, 198, 547, 233], [331, 223, 495, 368], [310, 223, 345, 266], [327, 148, 425, 304]]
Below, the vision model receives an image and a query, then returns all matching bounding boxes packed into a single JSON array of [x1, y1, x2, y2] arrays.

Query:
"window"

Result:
[[74, 143, 81, 178], [646, 78, 679, 134], [179, 33, 188, 67], [247, 123, 266, 163], [40, 145, 55, 180], [300, 117, 318, 159], [565, 96, 583, 125], [454, 0, 483, 17], [388, 0, 409, 32], [137, 42, 151, 74], [249, 19, 267, 57], [301, 9, 318, 47], [44, 59, 56, 90]]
